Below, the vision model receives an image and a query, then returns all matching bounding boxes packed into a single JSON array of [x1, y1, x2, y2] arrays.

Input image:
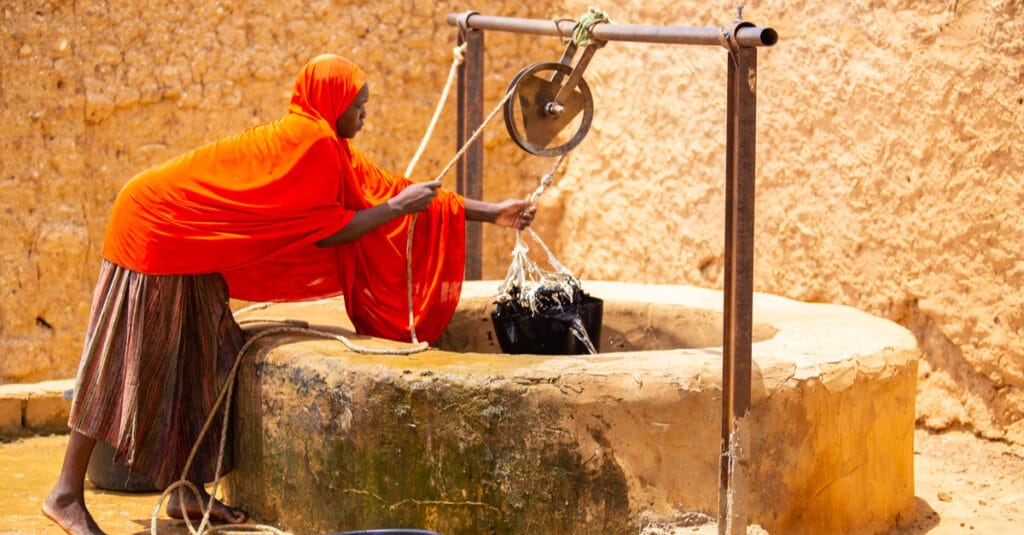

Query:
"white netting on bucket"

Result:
[[496, 227, 579, 312], [493, 150, 598, 355], [493, 227, 598, 355]]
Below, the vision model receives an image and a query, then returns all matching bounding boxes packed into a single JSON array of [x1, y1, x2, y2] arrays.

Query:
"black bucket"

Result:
[[491, 293, 603, 355]]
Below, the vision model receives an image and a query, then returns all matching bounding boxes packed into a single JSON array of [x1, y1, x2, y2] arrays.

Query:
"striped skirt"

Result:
[[69, 260, 244, 488]]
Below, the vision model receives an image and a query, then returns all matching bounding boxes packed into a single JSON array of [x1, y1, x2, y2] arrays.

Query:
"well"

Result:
[[224, 280, 918, 534]]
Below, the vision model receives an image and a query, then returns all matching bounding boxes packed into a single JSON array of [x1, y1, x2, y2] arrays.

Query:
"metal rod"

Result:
[[719, 45, 757, 535], [445, 13, 777, 48], [552, 45, 596, 108], [456, 28, 485, 280]]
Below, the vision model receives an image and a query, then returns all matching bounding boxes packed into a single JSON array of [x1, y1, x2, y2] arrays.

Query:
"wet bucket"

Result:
[[491, 293, 603, 355]]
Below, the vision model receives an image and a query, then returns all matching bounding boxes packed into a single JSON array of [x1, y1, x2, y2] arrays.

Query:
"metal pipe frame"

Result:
[[445, 12, 778, 47], [720, 43, 757, 535], [456, 27, 485, 280], [446, 12, 774, 535]]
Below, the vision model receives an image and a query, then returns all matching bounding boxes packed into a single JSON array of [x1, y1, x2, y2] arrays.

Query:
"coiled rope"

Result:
[[151, 322, 428, 535]]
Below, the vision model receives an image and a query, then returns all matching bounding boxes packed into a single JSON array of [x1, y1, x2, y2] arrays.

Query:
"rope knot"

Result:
[[572, 7, 612, 48], [452, 42, 467, 64]]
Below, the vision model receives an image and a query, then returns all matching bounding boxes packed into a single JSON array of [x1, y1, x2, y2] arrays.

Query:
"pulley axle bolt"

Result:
[[545, 102, 565, 116]]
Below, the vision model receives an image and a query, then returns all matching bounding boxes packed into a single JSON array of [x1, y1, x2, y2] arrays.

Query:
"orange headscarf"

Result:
[[102, 54, 466, 343]]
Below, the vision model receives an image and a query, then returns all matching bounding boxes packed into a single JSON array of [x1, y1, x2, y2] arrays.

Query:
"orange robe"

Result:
[[102, 54, 465, 344]]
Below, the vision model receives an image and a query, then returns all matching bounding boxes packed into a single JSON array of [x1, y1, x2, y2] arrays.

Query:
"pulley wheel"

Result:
[[503, 62, 594, 157]]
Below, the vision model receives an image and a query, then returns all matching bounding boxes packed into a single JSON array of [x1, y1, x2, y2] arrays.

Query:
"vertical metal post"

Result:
[[456, 28, 485, 280], [719, 44, 757, 535]]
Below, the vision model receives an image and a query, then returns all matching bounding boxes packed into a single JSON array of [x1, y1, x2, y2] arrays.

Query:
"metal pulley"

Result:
[[503, 41, 598, 157]]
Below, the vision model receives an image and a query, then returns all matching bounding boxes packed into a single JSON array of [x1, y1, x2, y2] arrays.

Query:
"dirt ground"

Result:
[[1, 427, 1022, 534], [892, 427, 1024, 534]]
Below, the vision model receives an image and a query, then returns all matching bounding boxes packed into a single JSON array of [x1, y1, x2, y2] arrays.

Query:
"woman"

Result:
[[43, 54, 534, 534]]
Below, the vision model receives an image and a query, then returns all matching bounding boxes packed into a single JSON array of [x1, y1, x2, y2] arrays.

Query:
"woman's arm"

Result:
[[315, 180, 442, 247], [317, 184, 536, 247]]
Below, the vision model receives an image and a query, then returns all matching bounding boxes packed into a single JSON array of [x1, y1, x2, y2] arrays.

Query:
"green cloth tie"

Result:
[[572, 7, 612, 47]]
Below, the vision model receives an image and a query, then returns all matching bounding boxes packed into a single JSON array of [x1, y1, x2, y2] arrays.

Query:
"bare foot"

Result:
[[166, 487, 248, 525], [42, 490, 106, 535]]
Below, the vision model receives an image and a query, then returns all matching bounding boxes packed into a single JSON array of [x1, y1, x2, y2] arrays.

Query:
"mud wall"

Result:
[[2, 1, 1022, 444]]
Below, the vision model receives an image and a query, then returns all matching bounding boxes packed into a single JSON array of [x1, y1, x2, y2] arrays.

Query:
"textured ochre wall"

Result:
[[0, 0, 560, 380], [2, 1, 1022, 445]]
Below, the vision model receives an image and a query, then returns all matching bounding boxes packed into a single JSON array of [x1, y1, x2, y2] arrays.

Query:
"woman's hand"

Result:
[[387, 180, 442, 215], [493, 199, 537, 230], [316, 180, 442, 247]]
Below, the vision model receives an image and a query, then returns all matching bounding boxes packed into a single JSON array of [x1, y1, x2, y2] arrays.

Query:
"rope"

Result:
[[405, 213, 420, 344], [496, 155, 571, 302], [526, 153, 567, 212], [400, 42, 468, 342], [430, 88, 515, 185], [404, 43, 468, 178], [151, 322, 428, 534], [402, 67, 517, 343]]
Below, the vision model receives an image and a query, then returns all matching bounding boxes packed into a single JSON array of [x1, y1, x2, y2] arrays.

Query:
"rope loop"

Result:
[[452, 42, 466, 63], [149, 321, 427, 534], [572, 7, 612, 48], [456, 9, 478, 34]]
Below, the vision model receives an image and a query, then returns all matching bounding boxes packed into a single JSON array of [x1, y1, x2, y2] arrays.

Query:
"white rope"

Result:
[[402, 50, 518, 343], [496, 155, 575, 311], [526, 153, 567, 211], [404, 43, 467, 179], [402, 42, 467, 343], [405, 213, 420, 344], [429, 87, 515, 185]]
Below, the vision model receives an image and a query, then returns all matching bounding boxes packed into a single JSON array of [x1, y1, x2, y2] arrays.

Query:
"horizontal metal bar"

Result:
[[445, 13, 777, 47]]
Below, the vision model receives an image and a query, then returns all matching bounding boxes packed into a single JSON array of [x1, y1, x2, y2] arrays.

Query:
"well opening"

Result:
[[437, 284, 779, 354]]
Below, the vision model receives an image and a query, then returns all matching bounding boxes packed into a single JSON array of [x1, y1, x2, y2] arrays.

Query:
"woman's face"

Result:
[[336, 83, 369, 139]]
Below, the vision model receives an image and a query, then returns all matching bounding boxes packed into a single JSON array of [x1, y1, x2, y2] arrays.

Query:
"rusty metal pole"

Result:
[[456, 26, 485, 280], [719, 41, 757, 535]]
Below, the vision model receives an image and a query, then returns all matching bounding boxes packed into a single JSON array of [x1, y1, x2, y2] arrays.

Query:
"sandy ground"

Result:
[[1, 427, 1021, 534], [892, 427, 1024, 534]]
